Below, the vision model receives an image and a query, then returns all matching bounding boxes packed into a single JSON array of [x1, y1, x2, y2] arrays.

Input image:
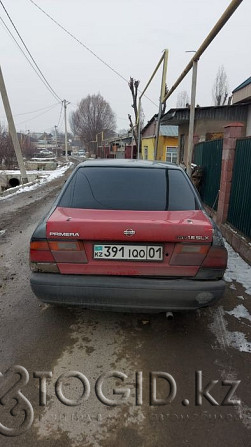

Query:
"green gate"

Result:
[[193, 139, 223, 210], [227, 137, 251, 238]]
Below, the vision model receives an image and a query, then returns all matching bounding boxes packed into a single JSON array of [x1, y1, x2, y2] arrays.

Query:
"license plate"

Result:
[[93, 244, 163, 261]]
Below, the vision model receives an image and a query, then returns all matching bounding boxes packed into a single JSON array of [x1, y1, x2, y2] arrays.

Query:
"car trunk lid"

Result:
[[47, 207, 213, 243]]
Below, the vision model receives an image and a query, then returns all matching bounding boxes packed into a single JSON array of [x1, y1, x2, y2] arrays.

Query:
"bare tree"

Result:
[[212, 65, 229, 106], [70, 93, 116, 150], [161, 84, 169, 116], [128, 77, 140, 147], [0, 123, 17, 168], [176, 90, 190, 108], [20, 134, 36, 159]]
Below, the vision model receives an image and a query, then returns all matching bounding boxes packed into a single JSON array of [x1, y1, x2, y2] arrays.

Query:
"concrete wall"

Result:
[[25, 160, 58, 170], [0, 172, 39, 191]]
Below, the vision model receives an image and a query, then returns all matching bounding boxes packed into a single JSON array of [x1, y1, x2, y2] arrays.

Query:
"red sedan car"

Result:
[[30, 160, 227, 312]]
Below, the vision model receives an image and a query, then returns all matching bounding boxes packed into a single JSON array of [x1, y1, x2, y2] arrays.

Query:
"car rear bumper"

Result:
[[30, 273, 225, 312]]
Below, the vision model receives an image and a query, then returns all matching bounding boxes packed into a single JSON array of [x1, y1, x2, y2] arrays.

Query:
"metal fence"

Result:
[[193, 139, 223, 210], [227, 137, 251, 238]]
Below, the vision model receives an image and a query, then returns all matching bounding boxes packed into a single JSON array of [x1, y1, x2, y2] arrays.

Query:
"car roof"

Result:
[[77, 159, 181, 170]]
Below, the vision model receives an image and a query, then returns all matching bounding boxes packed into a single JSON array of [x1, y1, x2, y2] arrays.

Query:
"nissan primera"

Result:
[[30, 160, 227, 312]]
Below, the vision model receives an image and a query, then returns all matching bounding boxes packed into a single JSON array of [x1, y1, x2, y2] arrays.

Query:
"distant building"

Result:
[[232, 76, 251, 135], [161, 103, 251, 165], [160, 77, 251, 166], [232, 76, 251, 104], [141, 115, 178, 162]]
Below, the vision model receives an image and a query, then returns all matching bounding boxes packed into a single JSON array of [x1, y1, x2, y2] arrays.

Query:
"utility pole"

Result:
[[186, 59, 198, 178], [136, 50, 168, 160], [131, 130, 134, 159], [137, 98, 141, 160], [0, 65, 28, 184], [162, 0, 243, 105], [63, 99, 69, 162], [54, 125, 58, 158], [154, 49, 168, 160]]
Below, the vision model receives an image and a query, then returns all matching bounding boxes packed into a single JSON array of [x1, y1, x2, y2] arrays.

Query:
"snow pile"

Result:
[[0, 163, 72, 201], [224, 241, 251, 295], [226, 304, 251, 323]]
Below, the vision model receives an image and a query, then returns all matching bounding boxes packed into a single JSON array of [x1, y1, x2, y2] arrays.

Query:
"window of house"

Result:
[[144, 146, 148, 160], [166, 147, 178, 164]]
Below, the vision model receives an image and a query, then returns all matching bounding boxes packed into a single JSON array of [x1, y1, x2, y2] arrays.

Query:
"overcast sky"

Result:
[[0, 0, 250, 135]]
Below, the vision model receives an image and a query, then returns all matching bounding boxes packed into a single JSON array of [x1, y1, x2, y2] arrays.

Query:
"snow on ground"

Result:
[[0, 163, 73, 201], [209, 243, 251, 354], [224, 241, 251, 295], [209, 307, 251, 353], [226, 304, 251, 323]]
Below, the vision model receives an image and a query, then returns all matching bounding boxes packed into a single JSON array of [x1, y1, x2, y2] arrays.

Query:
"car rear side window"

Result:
[[59, 167, 198, 211]]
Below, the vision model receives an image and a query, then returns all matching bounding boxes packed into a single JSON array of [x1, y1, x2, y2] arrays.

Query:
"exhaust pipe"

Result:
[[166, 312, 174, 320]]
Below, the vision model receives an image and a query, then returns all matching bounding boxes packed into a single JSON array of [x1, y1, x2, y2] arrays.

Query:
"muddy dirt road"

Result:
[[0, 167, 250, 447]]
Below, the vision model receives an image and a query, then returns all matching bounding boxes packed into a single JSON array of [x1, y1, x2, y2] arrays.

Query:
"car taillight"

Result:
[[30, 240, 58, 273], [200, 246, 228, 269], [170, 244, 210, 266], [48, 240, 87, 263], [30, 239, 87, 273], [194, 246, 228, 280], [30, 241, 54, 262]]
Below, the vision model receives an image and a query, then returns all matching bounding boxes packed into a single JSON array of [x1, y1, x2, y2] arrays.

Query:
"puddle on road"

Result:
[[33, 310, 145, 446]]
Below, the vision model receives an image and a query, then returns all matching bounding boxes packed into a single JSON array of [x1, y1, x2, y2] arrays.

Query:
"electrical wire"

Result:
[[56, 101, 63, 128], [28, 0, 158, 108], [16, 102, 60, 126], [0, 0, 62, 102], [0, 15, 61, 103], [14, 103, 59, 116]]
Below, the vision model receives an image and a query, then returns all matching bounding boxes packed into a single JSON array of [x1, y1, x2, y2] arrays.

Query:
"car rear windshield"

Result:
[[58, 167, 199, 211]]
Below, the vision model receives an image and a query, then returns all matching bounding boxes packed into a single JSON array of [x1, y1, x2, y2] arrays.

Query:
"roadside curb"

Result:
[[0, 180, 40, 198]]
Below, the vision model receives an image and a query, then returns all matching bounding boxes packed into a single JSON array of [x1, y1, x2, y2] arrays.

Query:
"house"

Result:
[[232, 76, 251, 134], [232, 76, 251, 104], [100, 131, 137, 159], [141, 115, 178, 162], [161, 102, 251, 165]]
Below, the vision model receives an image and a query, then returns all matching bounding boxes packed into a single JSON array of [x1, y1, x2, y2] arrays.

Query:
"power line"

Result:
[[29, 0, 129, 83], [28, 0, 158, 108], [56, 101, 63, 128], [14, 103, 59, 116], [16, 103, 60, 126], [0, 15, 61, 102], [0, 0, 62, 102]]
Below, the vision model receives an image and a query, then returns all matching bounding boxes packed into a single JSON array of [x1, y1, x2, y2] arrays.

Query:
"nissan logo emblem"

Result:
[[124, 229, 136, 236]]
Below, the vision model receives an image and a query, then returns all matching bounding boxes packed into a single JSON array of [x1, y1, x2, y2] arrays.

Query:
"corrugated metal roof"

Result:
[[161, 104, 250, 125], [160, 125, 178, 137], [232, 77, 251, 93]]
